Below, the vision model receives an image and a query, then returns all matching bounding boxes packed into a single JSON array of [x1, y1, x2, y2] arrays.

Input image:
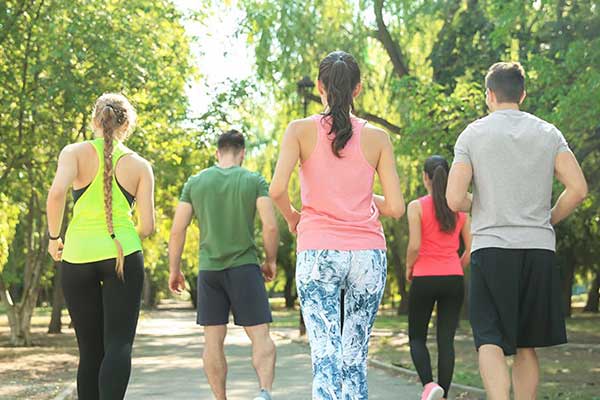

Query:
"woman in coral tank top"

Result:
[[406, 156, 472, 400], [270, 51, 405, 399]]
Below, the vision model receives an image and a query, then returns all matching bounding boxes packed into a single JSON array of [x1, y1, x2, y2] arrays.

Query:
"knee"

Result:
[[104, 343, 133, 365], [409, 337, 426, 349], [252, 335, 275, 357]]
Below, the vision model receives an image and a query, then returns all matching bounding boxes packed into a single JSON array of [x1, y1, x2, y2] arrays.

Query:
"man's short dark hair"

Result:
[[485, 62, 526, 103], [217, 129, 245, 154]]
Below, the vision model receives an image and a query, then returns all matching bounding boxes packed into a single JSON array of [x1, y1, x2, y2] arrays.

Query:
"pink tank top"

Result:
[[413, 195, 466, 277], [296, 114, 386, 252]]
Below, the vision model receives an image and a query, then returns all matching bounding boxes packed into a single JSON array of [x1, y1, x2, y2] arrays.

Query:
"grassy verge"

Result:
[[0, 308, 77, 400]]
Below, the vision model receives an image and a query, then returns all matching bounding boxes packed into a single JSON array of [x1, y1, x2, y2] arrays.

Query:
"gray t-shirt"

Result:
[[453, 109, 571, 252]]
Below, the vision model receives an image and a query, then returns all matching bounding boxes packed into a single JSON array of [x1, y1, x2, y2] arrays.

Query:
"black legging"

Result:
[[408, 275, 464, 397], [62, 251, 144, 400]]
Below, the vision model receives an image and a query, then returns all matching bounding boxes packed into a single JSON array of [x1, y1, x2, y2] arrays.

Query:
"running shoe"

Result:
[[253, 389, 272, 400], [421, 382, 444, 400]]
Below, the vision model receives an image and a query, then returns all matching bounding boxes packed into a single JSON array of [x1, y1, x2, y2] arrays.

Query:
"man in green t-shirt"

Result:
[[168, 130, 279, 400]]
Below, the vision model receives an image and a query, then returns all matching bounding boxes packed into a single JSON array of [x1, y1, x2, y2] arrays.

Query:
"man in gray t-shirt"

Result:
[[447, 62, 587, 400]]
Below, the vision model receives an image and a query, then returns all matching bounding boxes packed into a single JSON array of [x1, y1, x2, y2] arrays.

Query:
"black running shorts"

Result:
[[469, 248, 567, 356], [196, 264, 273, 326]]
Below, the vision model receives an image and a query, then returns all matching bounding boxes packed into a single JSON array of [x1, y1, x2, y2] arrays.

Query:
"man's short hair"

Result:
[[217, 130, 245, 153], [485, 62, 526, 103]]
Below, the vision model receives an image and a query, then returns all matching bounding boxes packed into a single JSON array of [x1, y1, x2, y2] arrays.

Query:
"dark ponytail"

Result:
[[318, 51, 361, 157], [424, 155, 457, 233]]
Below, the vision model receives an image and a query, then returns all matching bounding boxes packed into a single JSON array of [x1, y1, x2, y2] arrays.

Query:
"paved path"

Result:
[[126, 308, 422, 399]]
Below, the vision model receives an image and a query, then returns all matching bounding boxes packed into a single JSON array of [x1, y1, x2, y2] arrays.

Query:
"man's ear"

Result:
[[519, 90, 527, 105]]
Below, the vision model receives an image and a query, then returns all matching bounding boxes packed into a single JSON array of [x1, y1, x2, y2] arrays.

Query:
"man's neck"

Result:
[[217, 159, 241, 169], [492, 103, 520, 112]]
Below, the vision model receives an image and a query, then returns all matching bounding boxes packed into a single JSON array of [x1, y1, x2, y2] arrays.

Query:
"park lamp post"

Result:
[[296, 76, 315, 118]]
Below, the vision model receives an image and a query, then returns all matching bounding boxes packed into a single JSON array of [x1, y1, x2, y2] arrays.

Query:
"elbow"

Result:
[[446, 195, 461, 213], [140, 225, 155, 238], [47, 186, 65, 206], [389, 203, 406, 219], [264, 223, 279, 236], [268, 184, 285, 200], [575, 184, 589, 204]]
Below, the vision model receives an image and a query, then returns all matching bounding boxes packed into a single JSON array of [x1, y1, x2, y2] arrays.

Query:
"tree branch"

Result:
[[306, 93, 402, 135], [373, 0, 409, 78]]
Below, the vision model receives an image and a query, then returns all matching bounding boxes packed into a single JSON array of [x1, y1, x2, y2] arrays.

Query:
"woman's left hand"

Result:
[[48, 238, 64, 262], [405, 267, 413, 282]]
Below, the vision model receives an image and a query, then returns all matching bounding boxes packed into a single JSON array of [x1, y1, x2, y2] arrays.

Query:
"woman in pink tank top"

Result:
[[270, 51, 405, 399], [405, 155, 471, 400]]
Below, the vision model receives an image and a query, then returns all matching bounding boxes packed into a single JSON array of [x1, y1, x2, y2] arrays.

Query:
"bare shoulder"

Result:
[[59, 142, 92, 161], [287, 116, 317, 139], [363, 123, 391, 145], [120, 152, 153, 175], [407, 199, 422, 215]]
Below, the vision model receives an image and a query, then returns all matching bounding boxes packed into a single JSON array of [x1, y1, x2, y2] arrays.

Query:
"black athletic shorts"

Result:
[[196, 264, 273, 326], [469, 248, 567, 356]]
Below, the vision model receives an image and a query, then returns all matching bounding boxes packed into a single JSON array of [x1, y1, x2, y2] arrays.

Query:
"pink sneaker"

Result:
[[421, 382, 444, 400]]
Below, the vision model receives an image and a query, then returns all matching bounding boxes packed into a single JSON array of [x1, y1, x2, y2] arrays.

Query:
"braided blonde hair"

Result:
[[92, 93, 137, 280]]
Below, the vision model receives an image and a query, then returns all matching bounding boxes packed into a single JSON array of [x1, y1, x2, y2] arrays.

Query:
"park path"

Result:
[[125, 307, 422, 400]]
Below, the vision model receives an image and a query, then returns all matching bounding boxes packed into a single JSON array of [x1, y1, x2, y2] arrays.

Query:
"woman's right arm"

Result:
[[460, 215, 472, 268], [269, 121, 301, 233], [374, 132, 405, 219], [405, 200, 422, 281], [136, 159, 155, 239], [47, 145, 79, 261]]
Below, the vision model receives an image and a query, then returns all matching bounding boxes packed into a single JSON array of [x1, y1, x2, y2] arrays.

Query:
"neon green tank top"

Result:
[[62, 138, 143, 263]]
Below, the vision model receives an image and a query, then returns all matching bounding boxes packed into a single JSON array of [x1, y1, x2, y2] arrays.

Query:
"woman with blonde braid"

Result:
[[46, 93, 155, 400]]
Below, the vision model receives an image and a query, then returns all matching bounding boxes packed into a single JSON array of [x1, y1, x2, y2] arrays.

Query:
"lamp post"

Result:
[[297, 76, 315, 118]]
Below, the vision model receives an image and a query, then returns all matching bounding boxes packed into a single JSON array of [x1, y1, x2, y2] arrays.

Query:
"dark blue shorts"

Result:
[[196, 264, 272, 326]]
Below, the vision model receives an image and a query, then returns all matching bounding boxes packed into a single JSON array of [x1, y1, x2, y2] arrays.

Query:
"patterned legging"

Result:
[[296, 250, 387, 400]]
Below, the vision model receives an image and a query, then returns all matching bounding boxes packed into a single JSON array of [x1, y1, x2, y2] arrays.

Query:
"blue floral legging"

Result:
[[296, 249, 387, 400]]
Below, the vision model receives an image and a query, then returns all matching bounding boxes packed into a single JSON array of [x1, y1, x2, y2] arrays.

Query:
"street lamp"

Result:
[[297, 76, 315, 118]]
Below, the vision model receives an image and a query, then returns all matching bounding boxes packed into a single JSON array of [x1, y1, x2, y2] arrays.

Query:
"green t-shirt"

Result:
[[180, 165, 270, 271]]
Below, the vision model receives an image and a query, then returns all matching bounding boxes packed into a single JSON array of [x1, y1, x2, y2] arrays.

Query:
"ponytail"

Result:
[[425, 156, 457, 233], [100, 105, 126, 280], [318, 51, 361, 157]]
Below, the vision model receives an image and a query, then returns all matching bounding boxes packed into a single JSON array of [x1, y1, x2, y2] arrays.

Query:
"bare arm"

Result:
[[269, 122, 301, 232], [551, 151, 588, 225], [136, 160, 155, 239], [405, 201, 422, 281], [168, 202, 193, 293], [257, 196, 279, 281], [460, 215, 472, 268], [374, 133, 405, 219], [447, 162, 473, 212], [46, 145, 78, 261]]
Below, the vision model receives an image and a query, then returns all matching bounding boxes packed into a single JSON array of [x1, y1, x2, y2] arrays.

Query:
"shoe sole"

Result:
[[426, 386, 444, 400]]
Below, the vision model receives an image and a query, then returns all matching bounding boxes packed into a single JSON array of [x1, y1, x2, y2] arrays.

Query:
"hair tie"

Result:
[[110, 233, 116, 239]]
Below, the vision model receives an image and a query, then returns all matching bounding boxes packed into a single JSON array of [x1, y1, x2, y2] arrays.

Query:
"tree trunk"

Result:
[[47, 263, 64, 334], [142, 270, 157, 309], [283, 270, 296, 309], [390, 245, 409, 315], [583, 271, 600, 313], [0, 194, 49, 346], [187, 273, 198, 309], [561, 259, 575, 318]]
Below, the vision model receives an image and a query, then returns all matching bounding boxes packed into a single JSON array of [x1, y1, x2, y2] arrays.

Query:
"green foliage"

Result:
[[0, 194, 20, 274]]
